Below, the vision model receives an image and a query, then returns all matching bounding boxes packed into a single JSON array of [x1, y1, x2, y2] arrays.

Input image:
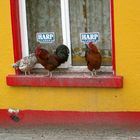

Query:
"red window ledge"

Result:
[[6, 75, 123, 88]]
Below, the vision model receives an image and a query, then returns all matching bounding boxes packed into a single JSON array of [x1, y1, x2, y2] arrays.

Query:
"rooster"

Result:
[[85, 42, 102, 76], [35, 44, 69, 77], [12, 53, 37, 75]]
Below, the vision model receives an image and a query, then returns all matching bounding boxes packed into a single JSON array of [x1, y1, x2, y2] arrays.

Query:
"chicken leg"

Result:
[[45, 70, 53, 78], [91, 69, 97, 77]]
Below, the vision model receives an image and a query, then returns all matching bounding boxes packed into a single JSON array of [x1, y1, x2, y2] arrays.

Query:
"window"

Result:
[[6, 0, 123, 87], [21, 0, 112, 70]]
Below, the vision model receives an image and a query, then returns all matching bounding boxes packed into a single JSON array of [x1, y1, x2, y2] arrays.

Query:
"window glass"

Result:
[[26, 0, 112, 67], [26, 0, 62, 53], [69, 0, 112, 66]]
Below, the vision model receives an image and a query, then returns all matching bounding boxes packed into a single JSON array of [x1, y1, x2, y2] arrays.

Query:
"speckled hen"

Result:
[[12, 53, 37, 75]]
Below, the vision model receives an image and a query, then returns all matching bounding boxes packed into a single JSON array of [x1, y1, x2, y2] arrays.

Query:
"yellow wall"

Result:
[[0, 0, 140, 112]]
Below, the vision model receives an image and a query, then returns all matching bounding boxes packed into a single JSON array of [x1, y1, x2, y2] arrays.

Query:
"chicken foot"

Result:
[[45, 70, 53, 78], [24, 71, 31, 75], [91, 70, 97, 77]]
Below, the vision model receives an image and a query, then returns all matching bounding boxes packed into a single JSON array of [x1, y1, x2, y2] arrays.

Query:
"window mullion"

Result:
[[60, 0, 72, 67]]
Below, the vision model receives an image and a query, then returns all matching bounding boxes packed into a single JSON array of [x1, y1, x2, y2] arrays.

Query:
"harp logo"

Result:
[[80, 32, 100, 44], [36, 32, 55, 43]]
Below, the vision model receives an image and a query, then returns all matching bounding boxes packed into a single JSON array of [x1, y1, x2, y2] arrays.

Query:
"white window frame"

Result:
[[19, 0, 113, 73], [19, 0, 29, 57]]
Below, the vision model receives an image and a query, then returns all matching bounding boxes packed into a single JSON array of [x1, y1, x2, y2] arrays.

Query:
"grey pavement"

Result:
[[0, 125, 140, 140]]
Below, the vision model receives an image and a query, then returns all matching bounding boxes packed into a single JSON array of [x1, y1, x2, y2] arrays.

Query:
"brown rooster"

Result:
[[35, 44, 69, 77], [85, 42, 102, 76]]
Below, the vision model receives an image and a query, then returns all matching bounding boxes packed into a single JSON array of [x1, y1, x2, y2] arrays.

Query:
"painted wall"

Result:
[[0, 0, 140, 112]]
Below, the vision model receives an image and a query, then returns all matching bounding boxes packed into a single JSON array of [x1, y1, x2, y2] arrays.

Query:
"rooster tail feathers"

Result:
[[55, 44, 69, 63]]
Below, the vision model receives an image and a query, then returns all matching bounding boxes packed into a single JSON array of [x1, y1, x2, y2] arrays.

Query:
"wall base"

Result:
[[0, 109, 140, 127]]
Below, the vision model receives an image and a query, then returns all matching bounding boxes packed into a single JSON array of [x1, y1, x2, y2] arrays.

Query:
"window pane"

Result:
[[69, 0, 112, 66], [26, 0, 62, 53]]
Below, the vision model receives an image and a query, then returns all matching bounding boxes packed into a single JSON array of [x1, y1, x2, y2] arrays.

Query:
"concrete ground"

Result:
[[0, 125, 140, 140]]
